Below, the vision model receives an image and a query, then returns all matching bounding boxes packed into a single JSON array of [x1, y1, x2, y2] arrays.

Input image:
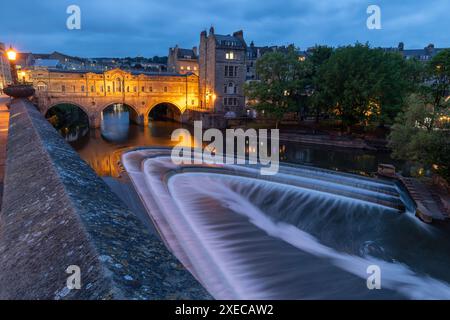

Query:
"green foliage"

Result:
[[244, 46, 312, 128], [389, 94, 450, 180], [312, 43, 416, 131]]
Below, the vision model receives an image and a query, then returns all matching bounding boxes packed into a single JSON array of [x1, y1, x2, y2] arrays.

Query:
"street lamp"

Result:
[[6, 47, 16, 61], [6, 46, 18, 84]]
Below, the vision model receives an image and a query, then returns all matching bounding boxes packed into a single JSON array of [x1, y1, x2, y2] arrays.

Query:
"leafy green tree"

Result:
[[308, 46, 333, 122], [389, 94, 450, 180], [313, 43, 416, 132], [389, 50, 450, 180], [244, 46, 312, 128]]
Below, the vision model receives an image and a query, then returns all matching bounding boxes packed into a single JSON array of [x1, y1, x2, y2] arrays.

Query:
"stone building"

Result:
[[167, 45, 199, 75], [29, 68, 200, 127], [199, 27, 247, 114], [0, 42, 12, 91]]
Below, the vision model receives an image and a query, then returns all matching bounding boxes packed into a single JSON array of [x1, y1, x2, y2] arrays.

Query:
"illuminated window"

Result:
[[181, 66, 184, 70], [187, 66, 191, 70], [226, 52, 235, 60]]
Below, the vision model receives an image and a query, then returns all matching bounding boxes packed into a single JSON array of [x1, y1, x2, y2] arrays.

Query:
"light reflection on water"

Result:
[[71, 110, 399, 178]]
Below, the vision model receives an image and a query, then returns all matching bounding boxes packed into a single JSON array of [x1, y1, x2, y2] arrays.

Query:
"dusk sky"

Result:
[[1, 0, 449, 58]]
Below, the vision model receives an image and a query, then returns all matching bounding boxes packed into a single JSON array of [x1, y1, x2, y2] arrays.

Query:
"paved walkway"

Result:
[[0, 96, 10, 209]]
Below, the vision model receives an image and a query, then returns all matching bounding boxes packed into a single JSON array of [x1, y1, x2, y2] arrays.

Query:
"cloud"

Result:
[[0, 0, 448, 57]]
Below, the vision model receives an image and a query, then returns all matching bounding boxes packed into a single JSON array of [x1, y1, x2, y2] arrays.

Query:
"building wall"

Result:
[[199, 30, 217, 111], [30, 68, 201, 127], [199, 28, 247, 114], [167, 46, 199, 75], [0, 43, 12, 91]]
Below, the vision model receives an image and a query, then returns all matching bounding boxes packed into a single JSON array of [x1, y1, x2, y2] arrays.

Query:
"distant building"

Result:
[[384, 42, 447, 62], [167, 45, 199, 75], [199, 27, 247, 114], [0, 42, 12, 91], [33, 59, 61, 68]]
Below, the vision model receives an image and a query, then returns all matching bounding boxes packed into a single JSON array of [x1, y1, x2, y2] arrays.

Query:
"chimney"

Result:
[[209, 26, 215, 35], [425, 43, 434, 55], [233, 30, 244, 40]]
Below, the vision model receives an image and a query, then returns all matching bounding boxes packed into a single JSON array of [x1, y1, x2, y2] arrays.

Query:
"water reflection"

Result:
[[101, 107, 132, 142], [46, 103, 90, 142], [70, 108, 400, 178]]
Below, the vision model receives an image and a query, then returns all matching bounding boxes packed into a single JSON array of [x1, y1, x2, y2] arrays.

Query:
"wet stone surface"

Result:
[[0, 98, 211, 300]]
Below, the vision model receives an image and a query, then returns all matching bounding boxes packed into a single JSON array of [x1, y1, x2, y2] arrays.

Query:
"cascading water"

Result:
[[123, 148, 450, 300]]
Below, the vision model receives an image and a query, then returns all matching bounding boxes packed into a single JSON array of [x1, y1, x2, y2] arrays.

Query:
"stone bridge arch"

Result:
[[99, 101, 142, 125], [38, 96, 192, 128], [44, 101, 93, 128], [145, 101, 186, 124]]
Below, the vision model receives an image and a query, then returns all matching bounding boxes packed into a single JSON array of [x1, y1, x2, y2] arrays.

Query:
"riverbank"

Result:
[[279, 132, 378, 150], [230, 121, 389, 151]]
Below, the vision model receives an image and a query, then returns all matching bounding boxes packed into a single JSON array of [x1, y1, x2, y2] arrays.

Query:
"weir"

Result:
[[123, 148, 450, 300]]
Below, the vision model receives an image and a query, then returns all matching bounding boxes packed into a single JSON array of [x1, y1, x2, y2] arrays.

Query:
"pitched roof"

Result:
[[177, 48, 197, 60], [215, 34, 246, 48]]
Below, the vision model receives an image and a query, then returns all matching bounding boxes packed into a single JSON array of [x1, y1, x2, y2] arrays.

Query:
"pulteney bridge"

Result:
[[30, 68, 206, 127]]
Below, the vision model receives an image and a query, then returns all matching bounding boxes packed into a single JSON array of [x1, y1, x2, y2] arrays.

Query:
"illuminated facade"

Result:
[[199, 28, 247, 114], [31, 68, 202, 127], [0, 42, 12, 90]]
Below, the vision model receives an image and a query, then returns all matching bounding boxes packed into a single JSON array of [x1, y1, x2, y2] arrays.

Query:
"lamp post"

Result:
[[3, 45, 35, 99], [6, 46, 18, 85]]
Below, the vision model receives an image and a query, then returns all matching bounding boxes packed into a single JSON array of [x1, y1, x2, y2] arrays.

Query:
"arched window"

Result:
[[227, 82, 236, 94], [115, 78, 122, 92], [37, 81, 47, 92]]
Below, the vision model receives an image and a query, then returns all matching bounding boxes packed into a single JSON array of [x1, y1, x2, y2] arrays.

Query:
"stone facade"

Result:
[[0, 43, 12, 91], [199, 28, 247, 114], [167, 45, 199, 75], [29, 68, 202, 127]]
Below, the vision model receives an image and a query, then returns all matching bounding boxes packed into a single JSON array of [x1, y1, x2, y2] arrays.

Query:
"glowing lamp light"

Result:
[[6, 47, 17, 61]]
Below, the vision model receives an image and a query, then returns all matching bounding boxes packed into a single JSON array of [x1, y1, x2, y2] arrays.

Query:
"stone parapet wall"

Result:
[[0, 98, 210, 300]]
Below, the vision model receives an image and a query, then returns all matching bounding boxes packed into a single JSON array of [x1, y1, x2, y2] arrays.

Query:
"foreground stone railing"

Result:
[[0, 98, 210, 300]]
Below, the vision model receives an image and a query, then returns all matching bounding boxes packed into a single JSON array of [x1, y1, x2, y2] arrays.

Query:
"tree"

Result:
[[388, 94, 450, 180], [313, 43, 416, 132], [308, 45, 333, 122], [244, 46, 312, 128]]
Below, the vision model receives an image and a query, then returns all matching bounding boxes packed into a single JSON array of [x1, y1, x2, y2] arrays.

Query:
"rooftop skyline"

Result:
[[1, 0, 449, 58]]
